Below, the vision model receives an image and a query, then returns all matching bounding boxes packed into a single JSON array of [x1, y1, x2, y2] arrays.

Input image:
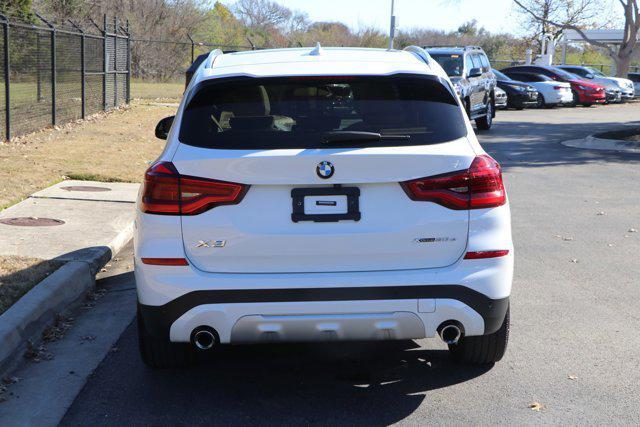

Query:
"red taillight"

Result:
[[400, 155, 506, 210], [464, 250, 509, 259], [140, 161, 248, 215]]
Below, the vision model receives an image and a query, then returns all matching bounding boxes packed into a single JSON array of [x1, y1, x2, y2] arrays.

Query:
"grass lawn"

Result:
[[0, 257, 64, 315], [0, 96, 179, 314], [131, 80, 184, 100], [0, 100, 176, 210]]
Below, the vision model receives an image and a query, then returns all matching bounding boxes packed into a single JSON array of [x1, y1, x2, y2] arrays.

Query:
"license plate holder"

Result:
[[291, 187, 361, 223]]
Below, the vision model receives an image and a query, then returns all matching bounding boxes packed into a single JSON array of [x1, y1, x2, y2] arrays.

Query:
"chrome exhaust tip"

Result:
[[192, 328, 216, 350], [438, 321, 463, 345]]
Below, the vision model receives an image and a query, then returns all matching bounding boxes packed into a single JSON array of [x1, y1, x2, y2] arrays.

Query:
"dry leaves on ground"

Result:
[[529, 401, 545, 411]]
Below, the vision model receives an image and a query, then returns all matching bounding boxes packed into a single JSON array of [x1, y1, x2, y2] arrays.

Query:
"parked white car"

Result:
[[558, 65, 635, 100], [135, 45, 513, 369], [495, 86, 508, 109], [629, 73, 640, 96], [497, 69, 573, 107]]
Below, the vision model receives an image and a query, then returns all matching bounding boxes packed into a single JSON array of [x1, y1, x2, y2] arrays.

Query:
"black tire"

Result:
[[537, 94, 554, 109], [448, 305, 510, 365], [475, 100, 493, 131], [137, 306, 195, 369], [582, 103, 593, 107]]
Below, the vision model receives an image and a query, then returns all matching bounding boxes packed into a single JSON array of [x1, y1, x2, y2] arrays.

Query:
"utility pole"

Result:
[[388, 0, 396, 50]]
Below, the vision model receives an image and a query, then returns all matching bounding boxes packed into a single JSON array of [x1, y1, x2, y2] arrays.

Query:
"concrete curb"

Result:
[[0, 224, 134, 377], [562, 135, 640, 153]]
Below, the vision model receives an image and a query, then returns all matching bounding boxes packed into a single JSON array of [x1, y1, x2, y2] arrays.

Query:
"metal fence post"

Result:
[[51, 27, 56, 125], [126, 20, 131, 103], [103, 14, 107, 111], [80, 30, 86, 119], [2, 16, 10, 141], [188, 34, 195, 63], [114, 16, 118, 108]]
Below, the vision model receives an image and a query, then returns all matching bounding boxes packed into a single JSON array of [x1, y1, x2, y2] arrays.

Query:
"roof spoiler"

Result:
[[185, 49, 224, 90]]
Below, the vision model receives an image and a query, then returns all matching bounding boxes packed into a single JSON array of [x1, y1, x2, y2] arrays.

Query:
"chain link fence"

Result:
[[0, 13, 130, 141], [128, 37, 259, 81]]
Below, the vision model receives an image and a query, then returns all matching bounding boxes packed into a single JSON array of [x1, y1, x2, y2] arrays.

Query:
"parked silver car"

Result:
[[558, 65, 634, 100]]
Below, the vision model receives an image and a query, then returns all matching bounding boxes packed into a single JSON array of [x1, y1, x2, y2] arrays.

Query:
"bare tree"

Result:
[[232, 0, 291, 31], [513, 0, 640, 76]]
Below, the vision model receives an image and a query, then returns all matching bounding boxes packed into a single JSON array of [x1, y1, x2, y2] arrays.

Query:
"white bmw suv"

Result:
[[135, 46, 513, 369]]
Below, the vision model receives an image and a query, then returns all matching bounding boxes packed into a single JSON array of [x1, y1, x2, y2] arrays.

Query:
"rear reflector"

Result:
[[464, 250, 509, 259], [141, 257, 189, 266], [140, 161, 249, 215], [400, 155, 506, 210]]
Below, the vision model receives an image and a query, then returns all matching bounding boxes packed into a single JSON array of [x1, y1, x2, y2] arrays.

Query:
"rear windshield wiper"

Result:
[[323, 131, 411, 144]]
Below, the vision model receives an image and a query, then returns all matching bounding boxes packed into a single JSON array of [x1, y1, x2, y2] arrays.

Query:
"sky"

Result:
[[220, 0, 519, 34]]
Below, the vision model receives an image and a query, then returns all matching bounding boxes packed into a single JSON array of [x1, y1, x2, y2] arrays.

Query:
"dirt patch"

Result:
[[0, 256, 64, 315], [594, 128, 640, 142], [0, 100, 175, 210]]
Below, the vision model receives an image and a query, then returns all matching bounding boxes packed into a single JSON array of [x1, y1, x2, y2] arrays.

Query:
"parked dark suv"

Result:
[[426, 46, 496, 130]]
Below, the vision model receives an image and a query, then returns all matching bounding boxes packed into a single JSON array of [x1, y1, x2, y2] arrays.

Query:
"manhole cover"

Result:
[[0, 217, 65, 227], [61, 186, 111, 192]]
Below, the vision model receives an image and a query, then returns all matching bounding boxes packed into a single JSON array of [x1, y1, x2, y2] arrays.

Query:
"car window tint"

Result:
[[465, 54, 475, 72], [479, 54, 490, 69], [510, 73, 531, 81], [179, 74, 467, 149], [429, 53, 464, 77], [569, 68, 587, 77], [471, 54, 482, 69]]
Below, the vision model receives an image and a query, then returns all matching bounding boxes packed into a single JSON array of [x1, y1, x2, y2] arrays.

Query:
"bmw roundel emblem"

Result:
[[316, 161, 334, 179]]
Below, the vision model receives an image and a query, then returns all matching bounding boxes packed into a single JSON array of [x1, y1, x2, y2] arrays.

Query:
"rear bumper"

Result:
[[548, 91, 574, 104], [138, 291, 510, 344], [135, 250, 513, 344]]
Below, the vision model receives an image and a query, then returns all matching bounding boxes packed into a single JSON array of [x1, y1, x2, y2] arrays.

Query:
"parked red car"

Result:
[[569, 79, 606, 106], [501, 65, 606, 107]]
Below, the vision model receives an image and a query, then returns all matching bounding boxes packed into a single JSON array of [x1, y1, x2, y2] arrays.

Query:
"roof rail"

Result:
[[423, 45, 484, 52], [403, 45, 433, 67]]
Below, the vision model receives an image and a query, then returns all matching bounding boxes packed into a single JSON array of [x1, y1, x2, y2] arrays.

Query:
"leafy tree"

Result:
[[0, 0, 33, 20]]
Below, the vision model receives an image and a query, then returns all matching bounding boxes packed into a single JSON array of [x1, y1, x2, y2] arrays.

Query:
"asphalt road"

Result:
[[61, 104, 640, 426]]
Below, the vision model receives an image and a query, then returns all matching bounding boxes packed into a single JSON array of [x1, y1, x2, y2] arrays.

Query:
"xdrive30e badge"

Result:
[[316, 161, 334, 179]]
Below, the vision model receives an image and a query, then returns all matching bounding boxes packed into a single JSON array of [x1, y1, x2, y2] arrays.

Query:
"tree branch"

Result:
[[512, 0, 615, 55]]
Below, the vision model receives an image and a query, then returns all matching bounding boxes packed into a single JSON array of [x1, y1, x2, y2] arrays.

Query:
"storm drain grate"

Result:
[[61, 186, 112, 192], [0, 217, 65, 227]]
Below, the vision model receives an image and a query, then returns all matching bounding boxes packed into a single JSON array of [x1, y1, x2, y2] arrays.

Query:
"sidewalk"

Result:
[[0, 180, 139, 375]]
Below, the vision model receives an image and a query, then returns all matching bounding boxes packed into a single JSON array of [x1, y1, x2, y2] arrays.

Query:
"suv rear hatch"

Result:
[[170, 74, 478, 273]]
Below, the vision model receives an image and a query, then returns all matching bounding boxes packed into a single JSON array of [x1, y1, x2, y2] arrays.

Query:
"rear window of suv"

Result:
[[179, 74, 466, 149]]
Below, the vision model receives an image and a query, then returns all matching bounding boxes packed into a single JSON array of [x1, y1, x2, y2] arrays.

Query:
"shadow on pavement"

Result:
[[481, 120, 640, 169], [62, 319, 492, 426]]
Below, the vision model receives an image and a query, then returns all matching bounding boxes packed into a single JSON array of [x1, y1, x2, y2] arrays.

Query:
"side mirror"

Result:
[[468, 67, 482, 78], [155, 116, 175, 140], [585, 73, 594, 79]]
